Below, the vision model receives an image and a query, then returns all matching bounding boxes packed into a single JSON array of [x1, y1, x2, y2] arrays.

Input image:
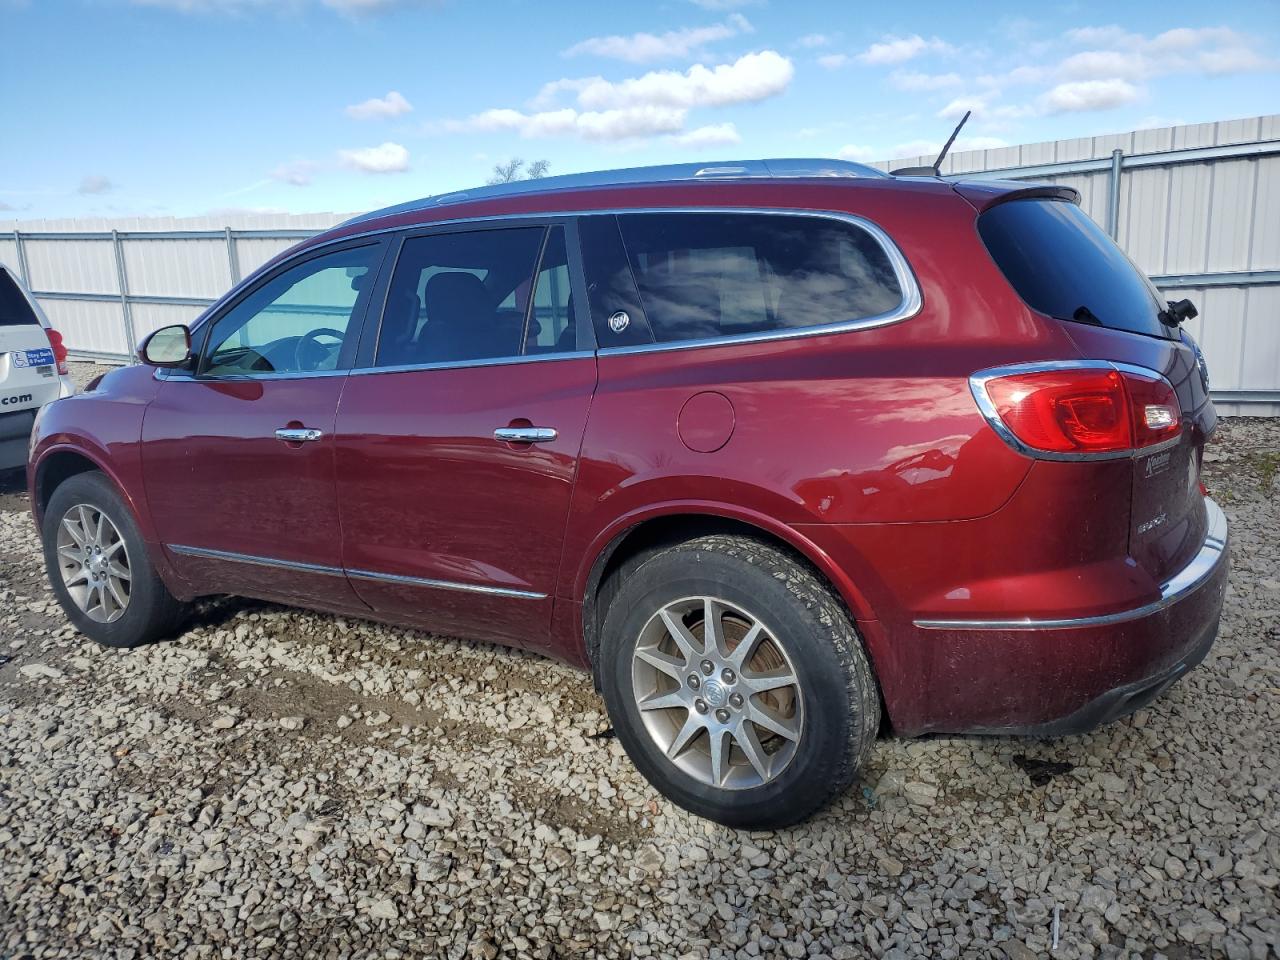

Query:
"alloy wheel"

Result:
[[630, 596, 805, 790], [55, 503, 131, 624]]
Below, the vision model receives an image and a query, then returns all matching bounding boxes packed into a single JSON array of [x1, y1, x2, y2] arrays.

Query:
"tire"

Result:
[[41, 470, 188, 648], [598, 534, 880, 828]]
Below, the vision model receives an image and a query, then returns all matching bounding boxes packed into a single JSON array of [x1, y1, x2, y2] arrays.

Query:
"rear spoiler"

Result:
[[951, 180, 1081, 213]]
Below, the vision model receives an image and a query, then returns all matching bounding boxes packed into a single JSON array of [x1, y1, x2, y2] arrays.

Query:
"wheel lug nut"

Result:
[[721, 668, 736, 684], [687, 674, 700, 690], [729, 693, 744, 708], [715, 708, 730, 724], [694, 699, 708, 714], [700, 659, 715, 675]]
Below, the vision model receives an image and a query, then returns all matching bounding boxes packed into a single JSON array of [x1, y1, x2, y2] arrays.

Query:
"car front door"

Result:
[[333, 221, 597, 649], [141, 239, 387, 610]]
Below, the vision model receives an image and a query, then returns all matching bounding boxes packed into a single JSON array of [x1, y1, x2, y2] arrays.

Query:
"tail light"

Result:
[[45, 327, 70, 376], [971, 362, 1180, 459]]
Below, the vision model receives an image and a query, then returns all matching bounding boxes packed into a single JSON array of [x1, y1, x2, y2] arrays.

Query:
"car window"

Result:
[[523, 227, 575, 354], [0, 270, 40, 327], [616, 212, 903, 344], [375, 227, 545, 367], [201, 245, 382, 376], [978, 198, 1176, 340]]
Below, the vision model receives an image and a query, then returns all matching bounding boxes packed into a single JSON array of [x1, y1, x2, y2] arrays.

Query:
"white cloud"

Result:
[[936, 96, 989, 120], [461, 105, 687, 142], [1058, 50, 1147, 81], [795, 33, 830, 48], [890, 70, 962, 91], [574, 50, 794, 110], [837, 144, 875, 162], [565, 15, 752, 63], [270, 160, 317, 186], [344, 90, 413, 120], [1040, 78, 1141, 113], [817, 53, 849, 69], [670, 122, 741, 147], [856, 34, 952, 65], [338, 142, 410, 173], [1197, 46, 1276, 74], [78, 175, 114, 195]]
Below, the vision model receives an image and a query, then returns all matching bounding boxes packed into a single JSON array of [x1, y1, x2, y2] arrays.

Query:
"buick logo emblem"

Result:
[[701, 678, 727, 708], [608, 311, 630, 334]]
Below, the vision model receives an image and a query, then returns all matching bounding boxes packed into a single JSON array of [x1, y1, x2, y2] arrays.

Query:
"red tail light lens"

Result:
[[976, 364, 1180, 457], [45, 328, 70, 376]]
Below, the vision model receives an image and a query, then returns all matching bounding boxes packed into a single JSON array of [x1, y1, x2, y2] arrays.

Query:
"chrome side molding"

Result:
[[165, 544, 546, 600], [914, 498, 1228, 631]]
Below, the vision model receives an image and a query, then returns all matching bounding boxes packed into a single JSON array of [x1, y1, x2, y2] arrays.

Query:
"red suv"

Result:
[[28, 160, 1228, 827]]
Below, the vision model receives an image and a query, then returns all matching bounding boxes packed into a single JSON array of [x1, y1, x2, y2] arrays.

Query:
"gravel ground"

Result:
[[1, 365, 1277, 959]]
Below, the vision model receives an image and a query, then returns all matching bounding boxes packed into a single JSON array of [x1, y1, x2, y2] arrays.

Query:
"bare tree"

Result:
[[487, 158, 550, 184]]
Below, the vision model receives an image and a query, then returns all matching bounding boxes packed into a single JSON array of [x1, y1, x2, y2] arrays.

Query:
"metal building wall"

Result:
[[874, 114, 1280, 416]]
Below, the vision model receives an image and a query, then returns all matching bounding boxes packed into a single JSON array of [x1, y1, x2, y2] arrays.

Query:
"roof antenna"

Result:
[[891, 110, 971, 177]]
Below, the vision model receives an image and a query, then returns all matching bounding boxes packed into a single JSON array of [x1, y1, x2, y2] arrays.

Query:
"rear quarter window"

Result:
[[0, 270, 40, 326], [615, 212, 905, 345], [978, 198, 1175, 340]]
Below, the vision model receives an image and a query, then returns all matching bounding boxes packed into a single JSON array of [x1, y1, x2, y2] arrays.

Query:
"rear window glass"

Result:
[[978, 198, 1174, 340], [616, 213, 903, 344], [0, 270, 40, 326]]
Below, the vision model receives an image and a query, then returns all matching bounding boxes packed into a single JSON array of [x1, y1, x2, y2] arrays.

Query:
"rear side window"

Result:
[[376, 227, 546, 367], [0, 270, 39, 327], [978, 198, 1174, 340], [616, 212, 904, 345]]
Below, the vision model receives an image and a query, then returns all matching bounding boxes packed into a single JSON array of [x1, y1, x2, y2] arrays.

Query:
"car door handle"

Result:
[[275, 427, 323, 443], [494, 426, 558, 443]]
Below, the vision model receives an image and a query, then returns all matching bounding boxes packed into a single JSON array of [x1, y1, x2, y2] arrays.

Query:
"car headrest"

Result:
[[424, 272, 489, 329]]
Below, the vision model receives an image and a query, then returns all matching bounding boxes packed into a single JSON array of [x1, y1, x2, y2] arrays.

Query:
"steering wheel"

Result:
[[292, 328, 345, 371]]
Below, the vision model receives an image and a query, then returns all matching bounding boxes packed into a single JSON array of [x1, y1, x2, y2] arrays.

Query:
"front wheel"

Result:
[[598, 534, 880, 828], [42, 471, 188, 648]]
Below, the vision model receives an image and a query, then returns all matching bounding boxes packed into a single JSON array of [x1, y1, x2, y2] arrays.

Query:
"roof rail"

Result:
[[340, 158, 888, 228]]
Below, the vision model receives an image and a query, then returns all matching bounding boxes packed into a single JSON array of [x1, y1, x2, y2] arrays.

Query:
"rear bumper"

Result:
[[838, 498, 1229, 736]]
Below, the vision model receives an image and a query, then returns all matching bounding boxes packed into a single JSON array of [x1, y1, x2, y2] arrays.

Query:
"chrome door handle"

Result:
[[275, 427, 323, 443], [494, 426, 558, 443]]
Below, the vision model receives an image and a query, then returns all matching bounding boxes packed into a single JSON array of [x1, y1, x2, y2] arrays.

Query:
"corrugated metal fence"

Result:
[[3, 114, 1278, 414]]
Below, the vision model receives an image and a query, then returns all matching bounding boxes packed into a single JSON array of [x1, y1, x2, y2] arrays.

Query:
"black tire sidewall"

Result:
[[42, 472, 175, 648], [600, 546, 861, 827]]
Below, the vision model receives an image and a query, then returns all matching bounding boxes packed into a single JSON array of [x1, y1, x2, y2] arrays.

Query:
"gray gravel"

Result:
[[1, 370, 1277, 958]]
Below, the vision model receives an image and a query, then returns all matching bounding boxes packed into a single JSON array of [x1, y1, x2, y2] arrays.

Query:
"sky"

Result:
[[2, 0, 1278, 220]]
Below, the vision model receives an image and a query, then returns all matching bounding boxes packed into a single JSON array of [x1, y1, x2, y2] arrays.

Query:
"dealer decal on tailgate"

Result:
[[13, 347, 56, 368]]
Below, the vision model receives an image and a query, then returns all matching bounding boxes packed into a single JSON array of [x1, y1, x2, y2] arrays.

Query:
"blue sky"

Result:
[[2, 0, 1278, 219]]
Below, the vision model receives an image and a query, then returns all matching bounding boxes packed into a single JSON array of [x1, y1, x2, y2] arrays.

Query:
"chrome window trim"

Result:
[[191, 207, 922, 369], [158, 367, 349, 383], [913, 498, 1227, 631], [597, 209, 921, 356], [969, 359, 1184, 462], [165, 544, 546, 600], [350, 349, 593, 377]]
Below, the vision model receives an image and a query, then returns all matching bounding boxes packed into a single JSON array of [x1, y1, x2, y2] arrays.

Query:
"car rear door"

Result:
[[1, 266, 65, 465], [140, 239, 388, 609], [333, 220, 597, 649]]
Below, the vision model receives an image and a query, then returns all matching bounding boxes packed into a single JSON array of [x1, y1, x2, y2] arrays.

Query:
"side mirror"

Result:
[[139, 324, 192, 367]]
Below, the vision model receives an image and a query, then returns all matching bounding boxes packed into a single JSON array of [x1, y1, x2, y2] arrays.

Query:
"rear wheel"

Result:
[[42, 471, 187, 648], [598, 534, 880, 828]]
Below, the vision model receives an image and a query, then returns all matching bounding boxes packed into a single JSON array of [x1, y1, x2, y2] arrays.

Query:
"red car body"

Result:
[[28, 162, 1228, 737]]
